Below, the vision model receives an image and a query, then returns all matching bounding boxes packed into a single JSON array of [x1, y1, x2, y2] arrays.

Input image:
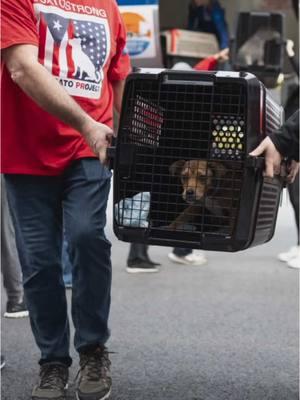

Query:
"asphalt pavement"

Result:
[[1, 190, 299, 400]]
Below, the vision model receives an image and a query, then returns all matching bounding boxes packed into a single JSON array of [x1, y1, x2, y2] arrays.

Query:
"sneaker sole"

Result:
[[76, 388, 111, 400], [278, 256, 295, 262], [32, 384, 68, 400], [4, 311, 29, 318], [168, 254, 207, 266], [126, 267, 159, 274], [287, 264, 300, 269]]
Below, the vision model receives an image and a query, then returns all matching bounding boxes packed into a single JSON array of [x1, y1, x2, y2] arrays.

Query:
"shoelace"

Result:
[[40, 364, 67, 389], [75, 348, 114, 383]]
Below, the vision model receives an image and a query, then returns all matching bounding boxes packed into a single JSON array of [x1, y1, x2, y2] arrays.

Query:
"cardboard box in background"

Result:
[[161, 29, 219, 59]]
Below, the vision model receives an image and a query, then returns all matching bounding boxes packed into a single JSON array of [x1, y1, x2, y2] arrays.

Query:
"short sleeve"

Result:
[[108, 4, 131, 82], [1, 0, 39, 50]]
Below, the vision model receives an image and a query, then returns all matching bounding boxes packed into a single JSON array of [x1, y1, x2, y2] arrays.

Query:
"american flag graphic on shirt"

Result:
[[35, 5, 110, 99]]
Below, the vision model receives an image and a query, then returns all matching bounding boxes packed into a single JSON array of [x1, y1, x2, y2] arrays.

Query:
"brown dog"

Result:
[[168, 159, 228, 230]]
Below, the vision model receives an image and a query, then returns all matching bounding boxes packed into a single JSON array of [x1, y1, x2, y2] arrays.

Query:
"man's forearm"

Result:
[[3, 44, 94, 136], [3, 44, 113, 163]]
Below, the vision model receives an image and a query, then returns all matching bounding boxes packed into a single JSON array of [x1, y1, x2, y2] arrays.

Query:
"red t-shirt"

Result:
[[1, 0, 131, 175]]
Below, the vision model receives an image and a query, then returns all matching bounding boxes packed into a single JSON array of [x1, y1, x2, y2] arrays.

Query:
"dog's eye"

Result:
[[181, 176, 188, 182]]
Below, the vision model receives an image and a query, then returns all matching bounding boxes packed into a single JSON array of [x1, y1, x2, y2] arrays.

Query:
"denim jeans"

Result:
[[1, 177, 24, 303], [62, 236, 72, 286], [5, 158, 112, 366]]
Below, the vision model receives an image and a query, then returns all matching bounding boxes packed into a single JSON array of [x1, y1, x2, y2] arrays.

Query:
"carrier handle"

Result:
[[106, 143, 136, 171], [107, 145, 116, 170], [245, 155, 265, 170], [107, 145, 116, 159], [247, 156, 288, 187], [246, 155, 287, 175], [161, 70, 214, 86]]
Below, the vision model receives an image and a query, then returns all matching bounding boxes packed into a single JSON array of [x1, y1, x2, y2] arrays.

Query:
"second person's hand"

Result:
[[250, 137, 282, 178]]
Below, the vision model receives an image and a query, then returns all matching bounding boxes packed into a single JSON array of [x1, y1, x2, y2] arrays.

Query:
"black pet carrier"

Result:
[[111, 69, 284, 252], [230, 12, 285, 88]]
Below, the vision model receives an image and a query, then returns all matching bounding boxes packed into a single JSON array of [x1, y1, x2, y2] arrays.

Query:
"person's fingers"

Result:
[[105, 128, 114, 137], [99, 145, 107, 164], [220, 48, 229, 60], [292, 168, 299, 181], [287, 162, 300, 183], [273, 161, 281, 175], [99, 122, 113, 134], [264, 159, 274, 178], [287, 170, 296, 183], [105, 131, 114, 145], [249, 141, 266, 157]]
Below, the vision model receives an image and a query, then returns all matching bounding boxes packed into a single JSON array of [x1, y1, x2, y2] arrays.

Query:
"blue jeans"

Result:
[[5, 158, 112, 366], [62, 237, 72, 286]]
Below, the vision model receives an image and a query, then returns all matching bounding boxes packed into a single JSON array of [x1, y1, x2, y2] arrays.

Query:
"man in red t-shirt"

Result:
[[1, 1, 130, 399]]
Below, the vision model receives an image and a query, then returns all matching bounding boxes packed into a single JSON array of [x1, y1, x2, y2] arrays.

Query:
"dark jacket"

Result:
[[269, 110, 299, 162], [188, 1, 229, 49]]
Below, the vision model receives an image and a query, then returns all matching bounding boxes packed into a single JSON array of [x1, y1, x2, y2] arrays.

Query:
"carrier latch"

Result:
[[245, 156, 265, 170]]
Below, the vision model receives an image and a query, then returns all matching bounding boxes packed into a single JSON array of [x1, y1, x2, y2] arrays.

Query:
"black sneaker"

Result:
[[76, 346, 111, 400], [4, 299, 29, 318], [32, 362, 68, 400], [144, 256, 161, 267], [126, 261, 159, 274]]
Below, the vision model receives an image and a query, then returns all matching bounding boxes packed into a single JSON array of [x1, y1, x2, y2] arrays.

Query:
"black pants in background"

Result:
[[288, 173, 299, 245]]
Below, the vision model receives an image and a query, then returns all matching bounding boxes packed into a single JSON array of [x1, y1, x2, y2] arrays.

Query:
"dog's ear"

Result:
[[169, 160, 186, 176], [209, 162, 227, 178]]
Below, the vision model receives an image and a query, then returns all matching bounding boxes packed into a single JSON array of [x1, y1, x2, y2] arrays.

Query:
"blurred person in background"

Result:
[[251, 109, 299, 269], [126, 243, 160, 273], [188, 0, 229, 50], [277, 0, 299, 268], [1, 177, 28, 318]]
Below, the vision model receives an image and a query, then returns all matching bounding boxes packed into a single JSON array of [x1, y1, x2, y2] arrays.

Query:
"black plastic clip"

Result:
[[245, 156, 265, 170], [107, 146, 116, 170], [280, 159, 289, 188]]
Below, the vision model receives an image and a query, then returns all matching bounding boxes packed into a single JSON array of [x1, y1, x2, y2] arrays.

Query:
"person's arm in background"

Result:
[[2, 45, 113, 163], [194, 48, 229, 71], [250, 110, 300, 183], [113, 80, 126, 115], [286, 40, 299, 77], [211, 1, 229, 49]]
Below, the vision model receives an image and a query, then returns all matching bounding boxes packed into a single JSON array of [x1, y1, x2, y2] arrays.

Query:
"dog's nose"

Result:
[[185, 189, 196, 203]]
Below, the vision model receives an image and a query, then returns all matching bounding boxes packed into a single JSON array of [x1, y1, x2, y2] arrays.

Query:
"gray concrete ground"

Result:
[[1, 190, 299, 400]]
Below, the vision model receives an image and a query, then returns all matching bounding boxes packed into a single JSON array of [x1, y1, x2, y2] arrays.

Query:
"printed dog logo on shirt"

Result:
[[34, 4, 111, 99], [68, 38, 102, 83]]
